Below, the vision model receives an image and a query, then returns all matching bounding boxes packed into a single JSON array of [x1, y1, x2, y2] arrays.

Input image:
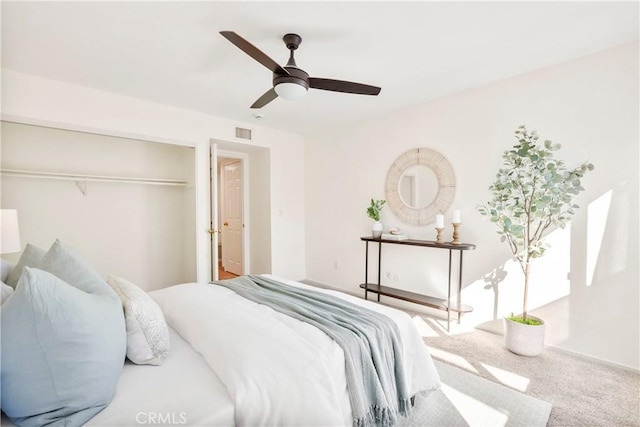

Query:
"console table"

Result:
[[360, 236, 476, 331]]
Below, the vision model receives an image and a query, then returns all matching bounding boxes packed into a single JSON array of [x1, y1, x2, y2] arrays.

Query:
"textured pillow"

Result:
[[1, 260, 126, 425], [1, 281, 13, 304], [106, 275, 170, 365], [4, 243, 46, 288]]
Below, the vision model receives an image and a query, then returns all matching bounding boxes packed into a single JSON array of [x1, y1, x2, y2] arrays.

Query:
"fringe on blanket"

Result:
[[354, 397, 414, 427]]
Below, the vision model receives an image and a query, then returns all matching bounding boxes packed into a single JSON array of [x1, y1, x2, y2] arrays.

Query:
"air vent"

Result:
[[235, 127, 252, 140]]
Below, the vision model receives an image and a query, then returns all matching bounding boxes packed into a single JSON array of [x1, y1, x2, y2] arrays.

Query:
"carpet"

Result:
[[401, 360, 552, 426]]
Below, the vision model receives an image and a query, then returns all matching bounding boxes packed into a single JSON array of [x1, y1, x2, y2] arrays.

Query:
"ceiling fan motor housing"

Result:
[[273, 66, 309, 90]]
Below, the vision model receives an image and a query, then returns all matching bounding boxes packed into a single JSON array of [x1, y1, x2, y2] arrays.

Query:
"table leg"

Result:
[[364, 241, 369, 300], [447, 250, 452, 332], [458, 251, 464, 324], [377, 241, 382, 302]]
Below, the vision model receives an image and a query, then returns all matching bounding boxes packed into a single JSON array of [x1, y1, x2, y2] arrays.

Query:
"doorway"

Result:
[[209, 140, 271, 282], [210, 144, 251, 281], [218, 157, 243, 278]]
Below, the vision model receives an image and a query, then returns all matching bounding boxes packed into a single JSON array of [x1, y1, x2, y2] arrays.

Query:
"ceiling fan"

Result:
[[220, 31, 381, 109]]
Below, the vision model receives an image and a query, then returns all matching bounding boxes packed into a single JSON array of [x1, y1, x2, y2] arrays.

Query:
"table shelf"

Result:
[[359, 283, 473, 313]]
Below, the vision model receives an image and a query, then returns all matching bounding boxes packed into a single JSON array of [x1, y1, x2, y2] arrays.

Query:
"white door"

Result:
[[209, 144, 219, 281], [222, 160, 243, 275]]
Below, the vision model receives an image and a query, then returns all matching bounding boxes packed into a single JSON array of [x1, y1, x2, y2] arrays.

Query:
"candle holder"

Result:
[[451, 223, 461, 245], [435, 227, 444, 243]]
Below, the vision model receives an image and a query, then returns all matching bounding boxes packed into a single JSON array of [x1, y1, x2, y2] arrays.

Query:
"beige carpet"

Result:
[[412, 315, 640, 427], [301, 280, 639, 426]]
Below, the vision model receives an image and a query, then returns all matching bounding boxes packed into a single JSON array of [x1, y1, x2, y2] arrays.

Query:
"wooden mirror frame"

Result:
[[385, 148, 456, 226]]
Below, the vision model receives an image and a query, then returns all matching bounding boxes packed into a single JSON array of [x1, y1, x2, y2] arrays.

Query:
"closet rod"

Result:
[[0, 169, 188, 187]]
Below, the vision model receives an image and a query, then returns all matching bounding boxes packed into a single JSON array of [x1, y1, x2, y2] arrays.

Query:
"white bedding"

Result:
[[150, 275, 440, 426], [88, 327, 234, 426], [1, 275, 439, 427]]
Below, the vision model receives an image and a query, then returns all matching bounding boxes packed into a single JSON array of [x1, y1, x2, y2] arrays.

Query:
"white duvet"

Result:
[[151, 275, 440, 426]]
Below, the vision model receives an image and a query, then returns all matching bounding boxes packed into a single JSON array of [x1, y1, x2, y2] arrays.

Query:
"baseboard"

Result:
[[547, 345, 640, 373], [477, 322, 640, 373]]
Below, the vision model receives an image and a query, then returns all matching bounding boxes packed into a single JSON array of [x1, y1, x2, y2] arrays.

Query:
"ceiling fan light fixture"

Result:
[[274, 81, 308, 101]]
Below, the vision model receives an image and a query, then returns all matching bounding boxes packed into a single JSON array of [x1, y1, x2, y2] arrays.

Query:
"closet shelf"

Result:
[[0, 169, 188, 187]]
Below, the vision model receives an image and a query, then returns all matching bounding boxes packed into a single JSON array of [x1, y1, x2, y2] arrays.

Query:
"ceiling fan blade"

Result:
[[309, 78, 381, 96], [220, 31, 289, 75], [251, 88, 278, 109]]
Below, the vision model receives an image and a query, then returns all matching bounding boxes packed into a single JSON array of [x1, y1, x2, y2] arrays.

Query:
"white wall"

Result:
[[305, 42, 639, 370], [1, 70, 307, 282], [1, 121, 196, 290], [248, 147, 272, 274]]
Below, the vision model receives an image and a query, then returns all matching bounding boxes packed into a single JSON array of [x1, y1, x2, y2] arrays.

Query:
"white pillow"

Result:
[[1, 281, 14, 304], [106, 275, 170, 365]]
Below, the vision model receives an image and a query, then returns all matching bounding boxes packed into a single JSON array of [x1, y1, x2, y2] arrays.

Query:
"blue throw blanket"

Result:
[[213, 275, 412, 427]]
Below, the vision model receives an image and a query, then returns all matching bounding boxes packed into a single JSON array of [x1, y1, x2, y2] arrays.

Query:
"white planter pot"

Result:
[[372, 221, 383, 238], [503, 315, 546, 356]]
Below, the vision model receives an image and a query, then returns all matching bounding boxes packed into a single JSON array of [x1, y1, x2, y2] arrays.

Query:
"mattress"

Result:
[[87, 327, 234, 426]]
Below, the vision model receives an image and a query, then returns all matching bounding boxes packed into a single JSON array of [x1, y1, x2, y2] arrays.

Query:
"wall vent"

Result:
[[235, 127, 252, 140]]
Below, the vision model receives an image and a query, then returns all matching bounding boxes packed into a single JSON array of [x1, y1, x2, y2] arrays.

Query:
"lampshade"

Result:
[[274, 82, 308, 101], [1, 209, 21, 254]]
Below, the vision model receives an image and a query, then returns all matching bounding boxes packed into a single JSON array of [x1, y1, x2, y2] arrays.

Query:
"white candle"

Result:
[[452, 210, 461, 223], [436, 214, 444, 228]]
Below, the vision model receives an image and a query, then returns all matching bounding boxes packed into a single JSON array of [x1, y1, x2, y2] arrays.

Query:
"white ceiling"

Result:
[[2, 1, 638, 136]]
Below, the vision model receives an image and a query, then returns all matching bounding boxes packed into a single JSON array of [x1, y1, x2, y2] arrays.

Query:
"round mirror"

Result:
[[398, 165, 439, 209], [385, 148, 455, 226]]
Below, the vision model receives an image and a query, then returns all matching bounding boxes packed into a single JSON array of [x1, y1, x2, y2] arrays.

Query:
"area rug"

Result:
[[401, 360, 552, 426]]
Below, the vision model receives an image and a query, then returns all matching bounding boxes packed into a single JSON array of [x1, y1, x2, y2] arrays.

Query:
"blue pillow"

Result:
[[1, 265, 126, 426]]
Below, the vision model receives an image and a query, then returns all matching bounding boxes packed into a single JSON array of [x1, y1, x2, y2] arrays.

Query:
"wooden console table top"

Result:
[[360, 236, 476, 251]]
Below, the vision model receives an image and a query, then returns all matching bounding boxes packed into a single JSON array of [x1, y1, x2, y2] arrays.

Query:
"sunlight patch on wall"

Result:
[[460, 263, 514, 328], [480, 363, 530, 392], [586, 189, 612, 286], [461, 227, 570, 327], [526, 225, 572, 310], [441, 383, 509, 426]]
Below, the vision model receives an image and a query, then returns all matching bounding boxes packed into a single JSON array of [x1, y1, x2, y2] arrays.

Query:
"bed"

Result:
[[88, 326, 234, 426], [1, 241, 440, 427]]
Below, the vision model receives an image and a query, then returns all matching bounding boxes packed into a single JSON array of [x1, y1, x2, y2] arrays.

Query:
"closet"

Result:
[[0, 121, 196, 291]]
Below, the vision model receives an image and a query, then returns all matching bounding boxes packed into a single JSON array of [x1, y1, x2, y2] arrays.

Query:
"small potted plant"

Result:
[[367, 199, 386, 238], [478, 125, 594, 356]]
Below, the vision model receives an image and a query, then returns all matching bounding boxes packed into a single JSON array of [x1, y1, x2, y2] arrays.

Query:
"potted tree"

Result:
[[367, 199, 386, 238], [478, 126, 594, 356]]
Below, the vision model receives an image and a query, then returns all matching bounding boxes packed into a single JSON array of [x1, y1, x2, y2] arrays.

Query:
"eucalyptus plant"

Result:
[[478, 126, 594, 322], [366, 199, 386, 221]]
